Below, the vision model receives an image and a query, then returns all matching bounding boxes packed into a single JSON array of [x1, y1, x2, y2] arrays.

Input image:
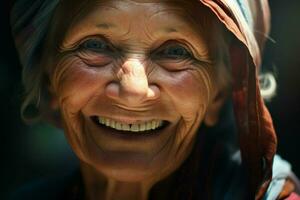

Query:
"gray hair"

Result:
[[11, 0, 59, 122]]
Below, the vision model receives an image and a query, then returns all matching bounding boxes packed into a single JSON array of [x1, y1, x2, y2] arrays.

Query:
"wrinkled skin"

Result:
[[43, 0, 228, 199]]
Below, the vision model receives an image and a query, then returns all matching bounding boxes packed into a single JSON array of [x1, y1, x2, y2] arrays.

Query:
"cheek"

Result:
[[154, 67, 215, 169], [50, 56, 109, 114], [161, 68, 213, 122]]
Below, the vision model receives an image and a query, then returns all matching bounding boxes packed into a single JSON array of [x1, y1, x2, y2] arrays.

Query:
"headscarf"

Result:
[[199, 1, 276, 199], [10, 0, 277, 199]]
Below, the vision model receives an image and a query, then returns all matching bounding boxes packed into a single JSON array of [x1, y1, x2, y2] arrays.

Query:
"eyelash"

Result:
[[78, 37, 195, 61], [79, 38, 114, 53], [152, 43, 193, 60]]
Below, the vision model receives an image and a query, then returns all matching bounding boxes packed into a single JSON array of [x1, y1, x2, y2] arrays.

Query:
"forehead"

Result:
[[52, 0, 214, 49]]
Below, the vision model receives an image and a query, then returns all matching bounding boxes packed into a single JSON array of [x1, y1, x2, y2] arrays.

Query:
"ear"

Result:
[[204, 87, 229, 127]]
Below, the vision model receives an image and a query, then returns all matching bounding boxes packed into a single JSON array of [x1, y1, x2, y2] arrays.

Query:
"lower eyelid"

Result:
[[77, 53, 112, 66], [82, 59, 112, 68]]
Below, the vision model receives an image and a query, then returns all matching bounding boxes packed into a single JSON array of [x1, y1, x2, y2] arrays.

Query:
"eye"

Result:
[[81, 38, 111, 53], [155, 44, 192, 60]]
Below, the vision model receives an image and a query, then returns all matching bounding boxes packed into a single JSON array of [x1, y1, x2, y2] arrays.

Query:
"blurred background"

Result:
[[1, 1, 300, 199]]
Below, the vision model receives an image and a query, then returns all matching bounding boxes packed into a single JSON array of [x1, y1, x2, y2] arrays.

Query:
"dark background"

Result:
[[1, 1, 300, 199]]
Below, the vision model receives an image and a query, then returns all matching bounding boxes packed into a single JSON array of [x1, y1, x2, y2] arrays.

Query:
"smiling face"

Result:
[[44, 0, 228, 184]]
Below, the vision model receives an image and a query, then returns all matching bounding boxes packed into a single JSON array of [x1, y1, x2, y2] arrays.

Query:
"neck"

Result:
[[80, 162, 153, 200], [105, 181, 147, 200]]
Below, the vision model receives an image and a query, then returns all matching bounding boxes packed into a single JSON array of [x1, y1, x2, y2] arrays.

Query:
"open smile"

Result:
[[97, 116, 165, 132], [91, 116, 169, 135]]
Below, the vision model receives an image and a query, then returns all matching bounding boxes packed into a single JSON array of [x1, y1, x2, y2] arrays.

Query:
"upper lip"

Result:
[[87, 105, 171, 124], [112, 103, 158, 112]]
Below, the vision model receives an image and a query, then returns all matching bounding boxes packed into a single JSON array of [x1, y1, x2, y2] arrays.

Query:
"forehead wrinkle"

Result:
[[108, 9, 158, 50], [141, 9, 181, 44], [61, 3, 131, 48], [61, 0, 211, 58], [148, 0, 211, 36], [147, 6, 198, 35], [159, 9, 205, 31], [147, 11, 207, 46]]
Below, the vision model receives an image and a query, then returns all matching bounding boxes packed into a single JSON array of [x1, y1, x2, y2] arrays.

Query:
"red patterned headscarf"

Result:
[[200, 1, 276, 199]]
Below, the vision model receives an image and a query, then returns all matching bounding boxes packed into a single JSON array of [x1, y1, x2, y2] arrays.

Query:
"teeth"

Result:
[[100, 118, 105, 124], [97, 117, 164, 132], [131, 124, 139, 132], [116, 122, 122, 130], [105, 118, 110, 126], [151, 121, 156, 130], [146, 122, 152, 130], [122, 124, 130, 131], [140, 123, 146, 131], [110, 120, 115, 128]]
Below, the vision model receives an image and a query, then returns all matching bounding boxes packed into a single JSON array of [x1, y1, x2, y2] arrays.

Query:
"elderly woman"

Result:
[[10, 0, 300, 199]]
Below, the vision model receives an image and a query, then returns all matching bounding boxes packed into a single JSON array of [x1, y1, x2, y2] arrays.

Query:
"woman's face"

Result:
[[47, 0, 225, 183]]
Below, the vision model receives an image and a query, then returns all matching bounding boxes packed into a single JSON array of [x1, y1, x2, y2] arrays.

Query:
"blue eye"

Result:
[[158, 45, 191, 59], [81, 39, 110, 52]]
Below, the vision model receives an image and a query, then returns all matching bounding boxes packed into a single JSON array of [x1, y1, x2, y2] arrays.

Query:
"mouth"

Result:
[[91, 116, 168, 134], [85, 115, 175, 180]]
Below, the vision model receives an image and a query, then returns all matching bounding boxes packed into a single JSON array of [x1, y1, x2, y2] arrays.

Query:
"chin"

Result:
[[83, 133, 174, 183], [81, 141, 172, 183], [64, 111, 197, 184]]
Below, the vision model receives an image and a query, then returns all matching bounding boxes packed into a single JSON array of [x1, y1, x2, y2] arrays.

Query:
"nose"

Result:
[[105, 59, 160, 106]]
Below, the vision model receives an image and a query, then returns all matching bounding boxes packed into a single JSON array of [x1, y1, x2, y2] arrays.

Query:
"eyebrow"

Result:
[[162, 27, 178, 33], [96, 23, 116, 30]]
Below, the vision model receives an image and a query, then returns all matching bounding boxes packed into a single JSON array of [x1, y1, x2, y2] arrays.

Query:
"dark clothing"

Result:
[[9, 170, 84, 200]]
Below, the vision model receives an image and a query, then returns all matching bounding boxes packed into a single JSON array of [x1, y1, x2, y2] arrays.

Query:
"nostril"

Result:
[[105, 80, 149, 103]]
